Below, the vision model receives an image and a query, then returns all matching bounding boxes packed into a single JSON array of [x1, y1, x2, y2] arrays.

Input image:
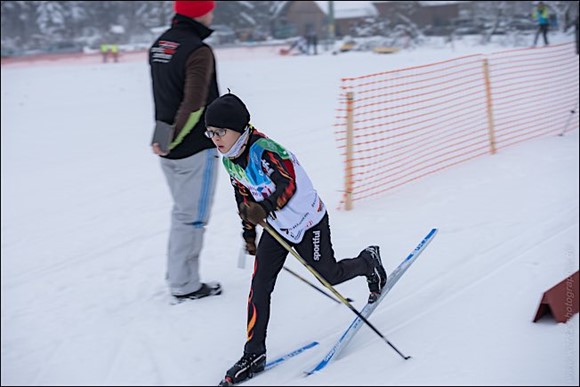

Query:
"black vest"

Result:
[[149, 15, 219, 160]]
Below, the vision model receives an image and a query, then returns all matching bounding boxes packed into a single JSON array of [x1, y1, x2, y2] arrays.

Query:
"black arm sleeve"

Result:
[[230, 176, 256, 240], [258, 150, 297, 213]]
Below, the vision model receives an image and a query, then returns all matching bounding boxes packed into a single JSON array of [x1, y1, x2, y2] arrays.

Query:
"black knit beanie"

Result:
[[205, 93, 250, 133]]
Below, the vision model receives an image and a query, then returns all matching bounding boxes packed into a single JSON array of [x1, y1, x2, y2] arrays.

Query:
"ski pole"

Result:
[[238, 243, 352, 303], [237, 244, 246, 269], [559, 101, 578, 136], [259, 220, 411, 360], [282, 266, 354, 304]]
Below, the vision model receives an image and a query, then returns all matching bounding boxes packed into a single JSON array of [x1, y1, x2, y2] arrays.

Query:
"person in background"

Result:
[[149, 0, 221, 301], [100, 43, 109, 63], [532, 1, 550, 47], [204, 92, 388, 386], [110, 44, 119, 62], [305, 26, 318, 55]]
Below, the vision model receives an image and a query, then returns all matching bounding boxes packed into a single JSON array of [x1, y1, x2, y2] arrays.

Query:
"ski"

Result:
[[305, 228, 438, 376], [218, 341, 319, 386], [264, 340, 319, 370]]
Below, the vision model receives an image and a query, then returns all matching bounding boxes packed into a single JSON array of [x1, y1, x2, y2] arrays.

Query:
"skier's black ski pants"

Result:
[[243, 212, 371, 355]]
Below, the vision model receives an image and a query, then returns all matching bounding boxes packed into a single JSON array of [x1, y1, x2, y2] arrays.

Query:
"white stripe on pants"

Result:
[[160, 148, 218, 295]]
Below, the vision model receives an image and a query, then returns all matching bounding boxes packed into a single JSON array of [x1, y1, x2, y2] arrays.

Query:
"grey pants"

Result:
[[160, 148, 218, 296]]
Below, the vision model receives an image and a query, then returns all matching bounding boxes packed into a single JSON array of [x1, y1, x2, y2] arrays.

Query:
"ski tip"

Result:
[[218, 378, 233, 386]]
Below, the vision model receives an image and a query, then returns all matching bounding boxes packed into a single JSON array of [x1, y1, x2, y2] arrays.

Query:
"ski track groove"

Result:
[[307, 205, 577, 367], [350, 207, 578, 352]]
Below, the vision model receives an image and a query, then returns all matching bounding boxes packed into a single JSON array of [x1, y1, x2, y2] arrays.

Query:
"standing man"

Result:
[[100, 42, 109, 63], [532, 1, 550, 47], [305, 26, 318, 55], [110, 43, 119, 63], [149, 0, 222, 301]]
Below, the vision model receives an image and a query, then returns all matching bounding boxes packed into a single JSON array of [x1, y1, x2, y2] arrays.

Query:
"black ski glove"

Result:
[[244, 235, 257, 255]]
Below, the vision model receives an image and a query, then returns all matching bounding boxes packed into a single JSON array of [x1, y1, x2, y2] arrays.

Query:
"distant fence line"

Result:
[[335, 41, 579, 210]]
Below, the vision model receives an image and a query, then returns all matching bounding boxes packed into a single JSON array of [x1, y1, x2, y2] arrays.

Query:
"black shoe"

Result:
[[220, 352, 266, 386], [362, 246, 387, 303], [174, 282, 222, 301]]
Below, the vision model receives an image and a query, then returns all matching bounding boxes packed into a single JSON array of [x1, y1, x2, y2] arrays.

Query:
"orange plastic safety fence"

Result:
[[336, 42, 579, 210], [489, 43, 579, 153]]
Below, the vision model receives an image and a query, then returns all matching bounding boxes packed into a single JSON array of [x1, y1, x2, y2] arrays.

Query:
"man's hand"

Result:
[[239, 202, 267, 226], [244, 235, 257, 255], [152, 143, 169, 156]]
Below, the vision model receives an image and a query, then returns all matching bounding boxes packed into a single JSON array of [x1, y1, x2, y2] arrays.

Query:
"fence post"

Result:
[[345, 91, 354, 211], [482, 58, 497, 155]]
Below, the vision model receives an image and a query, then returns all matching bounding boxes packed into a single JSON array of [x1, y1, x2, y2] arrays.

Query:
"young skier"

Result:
[[204, 92, 387, 385]]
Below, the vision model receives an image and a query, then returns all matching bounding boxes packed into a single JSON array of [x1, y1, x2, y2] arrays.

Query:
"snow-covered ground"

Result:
[[2, 33, 578, 386]]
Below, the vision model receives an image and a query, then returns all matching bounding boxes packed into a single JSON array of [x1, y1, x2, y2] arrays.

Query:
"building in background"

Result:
[[272, 1, 378, 39], [272, 1, 466, 40], [373, 1, 460, 28], [2, 1, 579, 56]]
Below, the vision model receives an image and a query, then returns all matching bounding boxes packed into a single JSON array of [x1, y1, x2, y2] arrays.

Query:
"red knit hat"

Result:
[[174, 1, 216, 19]]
